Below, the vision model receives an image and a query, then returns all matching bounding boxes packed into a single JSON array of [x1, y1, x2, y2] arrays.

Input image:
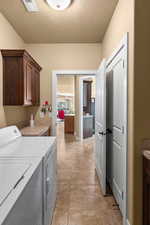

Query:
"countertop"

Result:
[[21, 125, 50, 136], [21, 119, 51, 136]]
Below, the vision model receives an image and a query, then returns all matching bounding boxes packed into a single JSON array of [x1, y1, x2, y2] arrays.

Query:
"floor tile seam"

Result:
[[66, 182, 72, 225]]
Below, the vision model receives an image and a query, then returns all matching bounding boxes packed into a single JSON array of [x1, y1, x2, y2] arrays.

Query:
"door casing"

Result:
[[95, 59, 107, 196], [51, 70, 96, 137], [106, 33, 128, 225]]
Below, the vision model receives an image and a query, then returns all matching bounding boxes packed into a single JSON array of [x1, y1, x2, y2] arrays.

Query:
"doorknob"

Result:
[[99, 129, 112, 136], [99, 131, 105, 135], [106, 128, 112, 134]]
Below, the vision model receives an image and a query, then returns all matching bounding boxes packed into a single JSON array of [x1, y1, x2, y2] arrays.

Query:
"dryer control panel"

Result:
[[0, 126, 21, 148]]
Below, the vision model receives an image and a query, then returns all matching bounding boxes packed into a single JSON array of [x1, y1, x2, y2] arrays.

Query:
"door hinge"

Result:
[[122, 126, 125, 134], [122, 191, 124, 200], [123, 60, 125, 68]]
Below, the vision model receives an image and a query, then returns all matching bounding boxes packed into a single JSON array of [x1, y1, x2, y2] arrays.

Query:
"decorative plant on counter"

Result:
[[40, 101, 52, 118]]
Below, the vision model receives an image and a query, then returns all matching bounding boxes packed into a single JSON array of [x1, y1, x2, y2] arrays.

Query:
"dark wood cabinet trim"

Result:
[[1, 49, 42, 71]]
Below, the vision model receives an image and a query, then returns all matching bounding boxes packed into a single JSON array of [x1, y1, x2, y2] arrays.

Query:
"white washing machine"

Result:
[[0, 126, 57, 225]]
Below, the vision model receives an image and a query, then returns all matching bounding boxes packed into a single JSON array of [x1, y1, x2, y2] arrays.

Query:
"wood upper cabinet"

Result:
[[1, 50, 42, 106]]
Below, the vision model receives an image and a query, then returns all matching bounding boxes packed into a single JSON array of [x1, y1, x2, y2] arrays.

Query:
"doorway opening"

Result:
[[52, 70, 96, 139], [54, 73, 96, 142]]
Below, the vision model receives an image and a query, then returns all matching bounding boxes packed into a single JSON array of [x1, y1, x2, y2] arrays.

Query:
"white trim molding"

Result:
[[106, 33, 128, 225], [51, 70, 97, 136]]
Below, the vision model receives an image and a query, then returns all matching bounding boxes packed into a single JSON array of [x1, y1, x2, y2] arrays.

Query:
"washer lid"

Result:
[[0, 163, 30, 206], [0, 136, 56, 158]]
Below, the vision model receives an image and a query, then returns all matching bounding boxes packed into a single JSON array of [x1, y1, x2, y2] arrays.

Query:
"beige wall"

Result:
[[102, 0, 135, 224], [133, 1, 150, 225], [0, 13, 27, 128], [25, 44, 101, 120], [57, 75, 75, 94], [57, 75, 75, 113]]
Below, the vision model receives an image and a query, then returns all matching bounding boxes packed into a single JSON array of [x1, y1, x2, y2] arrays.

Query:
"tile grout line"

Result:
[[66, 182, 71, 225]]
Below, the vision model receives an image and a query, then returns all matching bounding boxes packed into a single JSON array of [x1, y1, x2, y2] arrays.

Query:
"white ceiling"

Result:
[[0, 0, 118, 43]]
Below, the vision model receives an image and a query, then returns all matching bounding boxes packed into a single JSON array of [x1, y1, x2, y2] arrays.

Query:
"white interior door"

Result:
[[113, 52, 125, 214], [107, 47, 127, 215], [95, 59, 106, 195]]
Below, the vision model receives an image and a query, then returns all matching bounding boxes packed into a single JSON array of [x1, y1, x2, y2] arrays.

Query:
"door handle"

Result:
[[99, 129, 112, 136], [99, 131, 105, 136], [106, 128, 112, 134]]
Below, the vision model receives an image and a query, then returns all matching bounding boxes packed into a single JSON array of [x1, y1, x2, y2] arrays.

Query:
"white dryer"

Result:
[[0, 158, 43, 225]]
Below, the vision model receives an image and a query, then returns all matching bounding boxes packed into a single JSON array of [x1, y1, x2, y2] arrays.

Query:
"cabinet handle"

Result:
[[99, 131, 105, 136]]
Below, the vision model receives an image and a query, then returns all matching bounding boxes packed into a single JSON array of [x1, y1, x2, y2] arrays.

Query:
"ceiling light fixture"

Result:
[[22, 0, 39, 12], [46, 0, 71, 11]]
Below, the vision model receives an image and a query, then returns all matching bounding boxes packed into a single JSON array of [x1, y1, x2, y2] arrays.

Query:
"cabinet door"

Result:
[[3, 57, 24, 105], [35, 69, 40, 105], [32, 68, 40, 106], [2, 50, 41, 106], [24, 60, 32, 105], [64, 116, 74, 134]]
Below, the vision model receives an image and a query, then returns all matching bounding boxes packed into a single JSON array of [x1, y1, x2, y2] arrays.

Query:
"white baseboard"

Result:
[[126, 219, 131, 225]]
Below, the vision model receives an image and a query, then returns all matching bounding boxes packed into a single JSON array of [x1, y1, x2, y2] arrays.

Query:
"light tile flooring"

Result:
[[52, 122, 122, 225]]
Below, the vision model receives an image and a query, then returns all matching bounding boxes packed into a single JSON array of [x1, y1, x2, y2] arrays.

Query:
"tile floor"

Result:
[[52, 122, 122, 225]]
